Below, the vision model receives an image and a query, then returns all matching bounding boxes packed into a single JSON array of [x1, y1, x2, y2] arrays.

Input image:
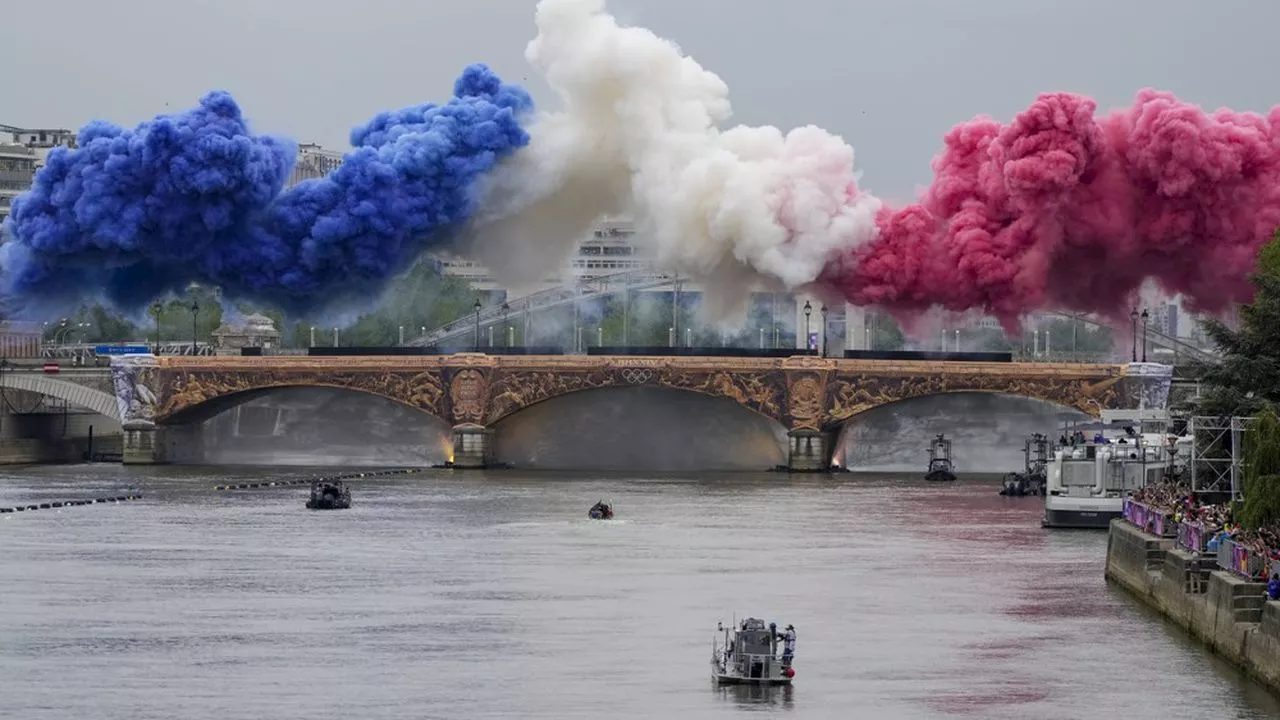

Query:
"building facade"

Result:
[[431, 216, 650, 297], [0, 125, 78, 224], [285, 143, 344, 188]]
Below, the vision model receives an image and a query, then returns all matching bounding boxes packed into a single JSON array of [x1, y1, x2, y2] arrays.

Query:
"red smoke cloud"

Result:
[[820, 89, 1280, 331]]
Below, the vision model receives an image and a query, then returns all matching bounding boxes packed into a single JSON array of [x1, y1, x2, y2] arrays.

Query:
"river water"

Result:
[[2, 464, 1279, 720]]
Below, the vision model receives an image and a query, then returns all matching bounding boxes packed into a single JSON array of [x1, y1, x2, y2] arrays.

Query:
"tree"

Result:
[[1239, 407, 1280, 530], [1187, 231, 1280, 416]]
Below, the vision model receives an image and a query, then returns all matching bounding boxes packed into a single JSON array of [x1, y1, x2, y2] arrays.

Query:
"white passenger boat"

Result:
[[711, 618, 795, 685], [1042, 409, 1180, 529]]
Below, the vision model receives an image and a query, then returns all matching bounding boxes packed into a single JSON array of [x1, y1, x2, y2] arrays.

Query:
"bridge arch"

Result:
[[490, 384, 789, 471], [0, 373, 119, 420], [483, 368, 789, 428], [159, 383, 450, 426]]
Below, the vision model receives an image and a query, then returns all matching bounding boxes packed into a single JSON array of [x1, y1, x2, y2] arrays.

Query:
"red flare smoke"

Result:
[[820, 89, 1280, 330]]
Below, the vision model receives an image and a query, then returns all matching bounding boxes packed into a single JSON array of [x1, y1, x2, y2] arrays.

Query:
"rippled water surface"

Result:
[[3, 464, 1279, 720]]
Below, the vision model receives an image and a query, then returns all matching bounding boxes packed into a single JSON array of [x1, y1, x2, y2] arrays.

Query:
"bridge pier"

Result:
[[450, 423, 494, 469], [786, 428, 833, 473], [122, 424, 165, 465]]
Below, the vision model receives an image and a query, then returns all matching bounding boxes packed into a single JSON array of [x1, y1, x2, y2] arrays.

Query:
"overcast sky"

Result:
[[4, 0, 1277, 201]]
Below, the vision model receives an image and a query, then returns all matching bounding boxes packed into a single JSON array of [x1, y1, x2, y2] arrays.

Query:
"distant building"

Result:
[[1148, 302, 1178, 338], [0, 144, 37, 224], [286, 143, 344, 188], [0, 320, 41, 358], [210, 314, 281, 355], [431, 216, 652, 298], [0, 125, 78, 224]]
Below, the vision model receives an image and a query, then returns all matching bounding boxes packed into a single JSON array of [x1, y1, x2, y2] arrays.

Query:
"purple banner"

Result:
[[1123, 499, 1176, 537], [1177, 521, 1209, 553]]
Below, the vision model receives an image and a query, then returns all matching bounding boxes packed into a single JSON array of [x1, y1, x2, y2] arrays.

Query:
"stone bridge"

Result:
[[110, 354, 1173, 470], [0, 367, 119, 420]]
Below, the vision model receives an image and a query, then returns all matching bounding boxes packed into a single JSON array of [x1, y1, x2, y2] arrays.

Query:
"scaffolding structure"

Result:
[[1188, 416, 1254, 498]]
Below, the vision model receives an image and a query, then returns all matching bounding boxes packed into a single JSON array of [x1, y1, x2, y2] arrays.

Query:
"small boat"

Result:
[[1000, 433, 1050, 496], [924, 433, 957, 482], [588, 500, 613, 520], [306, 480, 351, 510], [711, 618, 795, 685]]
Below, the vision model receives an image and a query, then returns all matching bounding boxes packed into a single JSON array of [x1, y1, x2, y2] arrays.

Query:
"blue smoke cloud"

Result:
[[1, 64, 532, 316]]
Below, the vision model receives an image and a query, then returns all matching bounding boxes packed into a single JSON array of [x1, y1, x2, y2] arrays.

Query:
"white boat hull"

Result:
[[1042, 495, 1122, 529]]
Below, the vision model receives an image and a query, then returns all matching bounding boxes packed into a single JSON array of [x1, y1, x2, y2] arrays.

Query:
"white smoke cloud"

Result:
[[468, 0, 881, 320]]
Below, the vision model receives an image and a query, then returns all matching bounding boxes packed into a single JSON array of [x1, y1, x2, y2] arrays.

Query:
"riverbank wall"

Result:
[[1106, 519, 1280, 693]]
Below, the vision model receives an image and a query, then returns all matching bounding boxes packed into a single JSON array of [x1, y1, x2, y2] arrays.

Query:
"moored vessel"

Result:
[[1042, 410, 1176, 528]]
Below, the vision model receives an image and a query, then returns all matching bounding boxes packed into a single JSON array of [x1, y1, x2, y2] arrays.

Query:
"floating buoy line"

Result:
[[213, 467, 423, 491], [0, 494, 142, 513]]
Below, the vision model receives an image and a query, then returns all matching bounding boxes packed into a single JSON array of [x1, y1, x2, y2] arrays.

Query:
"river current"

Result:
[[2, 464, 1278, 720]]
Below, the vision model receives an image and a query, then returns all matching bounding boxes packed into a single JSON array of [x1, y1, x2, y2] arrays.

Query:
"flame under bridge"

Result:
[[111, 354, 1173, 471]]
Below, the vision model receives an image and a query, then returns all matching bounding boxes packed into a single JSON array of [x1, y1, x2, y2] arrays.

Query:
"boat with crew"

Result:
[[711, 618, 796, 686], [1000, 433, 1050, 497], [924, 434, 957, 482], [588, 500, 613, 520], [1042, 409, 1183, 528], [306, 480, 352, 510]]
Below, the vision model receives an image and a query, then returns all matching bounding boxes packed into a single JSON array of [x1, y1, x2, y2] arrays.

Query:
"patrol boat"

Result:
[[711, 618, 795, 685], [306, 480, 352, 510], [924, 433, 957, 482]]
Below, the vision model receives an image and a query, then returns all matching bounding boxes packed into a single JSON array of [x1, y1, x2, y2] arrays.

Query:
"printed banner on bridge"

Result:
[[95, 344, 150, 356]]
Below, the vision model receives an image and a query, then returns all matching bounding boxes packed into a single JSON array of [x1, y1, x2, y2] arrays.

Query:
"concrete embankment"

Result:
[[1106, 519, 1280, 693]]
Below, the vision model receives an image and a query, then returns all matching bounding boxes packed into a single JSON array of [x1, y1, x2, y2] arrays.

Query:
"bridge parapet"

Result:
[[109, 353, 1172, 468]]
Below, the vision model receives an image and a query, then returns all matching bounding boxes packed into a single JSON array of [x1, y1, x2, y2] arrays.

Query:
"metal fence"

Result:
[[1215, 537, 1269, 581], [1121, 499, 1177, 538], [1176, 521, 1210, 553]]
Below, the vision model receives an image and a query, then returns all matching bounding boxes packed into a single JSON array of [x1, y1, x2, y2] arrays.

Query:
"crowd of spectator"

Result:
[[1130, 480, 1280, 593]]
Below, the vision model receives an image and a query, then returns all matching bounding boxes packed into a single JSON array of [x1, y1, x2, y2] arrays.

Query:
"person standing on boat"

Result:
[[780, 625, 796, 666]]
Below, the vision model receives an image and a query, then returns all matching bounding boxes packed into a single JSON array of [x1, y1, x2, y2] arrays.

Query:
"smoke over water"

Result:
[[5, 0, 1278, 328], [2, 66, 531, 316], [473, 0, 1280, 327]]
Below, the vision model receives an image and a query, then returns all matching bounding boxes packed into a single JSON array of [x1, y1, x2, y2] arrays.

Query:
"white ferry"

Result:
[[1042, 409, 1180, 529], [711, 618, 795, 685]]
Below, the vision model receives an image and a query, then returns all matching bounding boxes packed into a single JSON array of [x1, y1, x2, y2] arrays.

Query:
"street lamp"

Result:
[[803, 300, 812, 352], [1129, 308, 1138, 362], [1141, 308, 1150, 362], [820, 304, 828, 357], [501, 302, 510, 349], [473, 299, 482, 350], [189, 300, 199, 356], [310, 326, 316, 348], [150, 303, 162, 354]]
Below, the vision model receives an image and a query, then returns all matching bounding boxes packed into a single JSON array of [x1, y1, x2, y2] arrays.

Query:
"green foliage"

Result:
[[1239, 408, 1280, 530], [1188, 232, 1280, 416]]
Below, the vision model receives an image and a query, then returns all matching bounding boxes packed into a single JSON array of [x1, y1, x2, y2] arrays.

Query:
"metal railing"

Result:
[[1177, 521, 1210, 553], [412, 272, 1224, 363], [41, 342, 216, 358], [1122, 499, 1177, 538], [1216, 537, 1269, 581]]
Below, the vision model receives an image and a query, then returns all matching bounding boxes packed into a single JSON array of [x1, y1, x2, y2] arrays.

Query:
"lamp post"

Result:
[[398, 325, 404, 346], [1129, 308, 1138, 362], [501, 302, 510, 349], [333, 327, 338, 347], [820, 304, 828, 357], [189, 300, 199, 356], [1141, 308, 1149, 363], [150, 303, 162, 354], [473, 299, 482, 350], [803, 300, 812, 353], [310, 326, 316, 348]]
